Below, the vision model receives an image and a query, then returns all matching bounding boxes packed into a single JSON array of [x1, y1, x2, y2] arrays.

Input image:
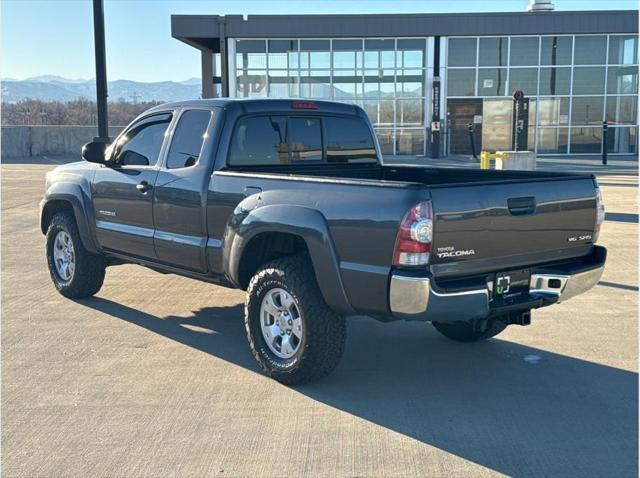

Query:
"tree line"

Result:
[[2, 99, 163, 127]]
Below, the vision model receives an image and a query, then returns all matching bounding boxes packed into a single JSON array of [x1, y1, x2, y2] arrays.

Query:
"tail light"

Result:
[[594, 187, 605, 242], [393, 201, 433, 267]]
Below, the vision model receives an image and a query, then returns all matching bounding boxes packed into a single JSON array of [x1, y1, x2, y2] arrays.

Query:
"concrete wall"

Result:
[[1, 126, 125, 159]]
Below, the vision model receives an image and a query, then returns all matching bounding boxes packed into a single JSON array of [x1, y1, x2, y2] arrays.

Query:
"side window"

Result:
[[289, 117, 322, 161], [324, 117, 378, 163], [166, 110, 212, 169], [114, 113, 172, 166], [228, 116, 288, 165]]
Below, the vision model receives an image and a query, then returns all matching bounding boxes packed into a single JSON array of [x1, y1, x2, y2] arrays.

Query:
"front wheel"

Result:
[[46, 212, 106, 299], [432, 318, 507, 342], [244, 255, 346, 385]]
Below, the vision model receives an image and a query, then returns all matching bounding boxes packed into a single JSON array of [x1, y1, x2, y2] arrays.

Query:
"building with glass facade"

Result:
[[172, 10, 638, 157]]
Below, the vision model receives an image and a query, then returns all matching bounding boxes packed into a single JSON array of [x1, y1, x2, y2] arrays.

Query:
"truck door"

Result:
[[152, 108, 216, 272], [92, 112, 173, 260]]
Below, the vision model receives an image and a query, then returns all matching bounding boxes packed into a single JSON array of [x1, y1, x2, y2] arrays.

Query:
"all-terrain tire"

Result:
[[245, 254, 346, 385], [46, 212, 106, 299], [432, 318, 507, 342]]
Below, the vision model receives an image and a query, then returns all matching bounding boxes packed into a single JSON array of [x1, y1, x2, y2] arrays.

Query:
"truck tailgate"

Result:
[[429, 176, 598, 277]]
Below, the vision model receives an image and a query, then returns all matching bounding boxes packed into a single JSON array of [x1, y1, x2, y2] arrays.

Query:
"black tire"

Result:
[[432, 318, 507, 342], [245, 255, 346, 385], [46, 212, 106, 299]]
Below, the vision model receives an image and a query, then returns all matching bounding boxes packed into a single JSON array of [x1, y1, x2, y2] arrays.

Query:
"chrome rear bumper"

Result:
[[389, 246, 606, 322]]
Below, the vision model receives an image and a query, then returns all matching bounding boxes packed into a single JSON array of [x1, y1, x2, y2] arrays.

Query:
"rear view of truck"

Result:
[[388, 169, 607, 342]]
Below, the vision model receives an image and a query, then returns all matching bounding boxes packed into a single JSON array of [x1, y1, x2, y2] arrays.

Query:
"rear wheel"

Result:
[[245, 255, 346, 385], [46, 212, 105, 298], [432, 318, 507, 342]]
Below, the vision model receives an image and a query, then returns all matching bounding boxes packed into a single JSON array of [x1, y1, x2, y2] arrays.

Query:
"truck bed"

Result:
[[224, 162, 598, 279]]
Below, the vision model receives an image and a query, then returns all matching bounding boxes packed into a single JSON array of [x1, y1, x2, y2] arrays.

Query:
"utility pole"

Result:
[[92, 0, 109, 141]]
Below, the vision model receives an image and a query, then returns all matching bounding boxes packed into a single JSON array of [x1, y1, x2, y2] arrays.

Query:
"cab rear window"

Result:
[[228, 114, 377, 166]]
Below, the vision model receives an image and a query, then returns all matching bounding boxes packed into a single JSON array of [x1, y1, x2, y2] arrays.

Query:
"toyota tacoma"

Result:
[[41, 99, 607, 384]]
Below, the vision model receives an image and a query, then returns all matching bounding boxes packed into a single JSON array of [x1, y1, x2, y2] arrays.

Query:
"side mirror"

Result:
[[81, 141, 108, 164]]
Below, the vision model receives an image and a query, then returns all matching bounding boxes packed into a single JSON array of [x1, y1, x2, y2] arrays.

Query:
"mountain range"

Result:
[[1, 76, 202, 103]]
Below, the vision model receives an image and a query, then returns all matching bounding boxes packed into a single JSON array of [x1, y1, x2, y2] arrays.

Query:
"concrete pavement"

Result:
[[1, 158, 637, 477]]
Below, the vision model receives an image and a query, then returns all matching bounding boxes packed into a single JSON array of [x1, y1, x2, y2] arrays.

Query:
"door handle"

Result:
[[508, 196, 536, 216], [136, 181, 153, 193]]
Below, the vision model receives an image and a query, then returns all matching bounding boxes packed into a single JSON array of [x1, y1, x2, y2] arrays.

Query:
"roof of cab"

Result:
[[146, 98, 362, 116]]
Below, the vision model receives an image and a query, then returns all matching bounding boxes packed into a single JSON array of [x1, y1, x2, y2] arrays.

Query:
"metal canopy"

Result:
[[172, 10, 638, 50]]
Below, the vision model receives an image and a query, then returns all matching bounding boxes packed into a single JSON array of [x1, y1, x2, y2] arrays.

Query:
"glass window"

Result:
[[268, 76, 297, 98], [606, 127, 638, 154], [509, 68, 538, 96], [375, 129, 394, 154], [114, 114, 171, 166], [396, 70, 424, 97], [379, 100, 395, 125], [572, 67, 605, 94], [397, 99, 424, 126], [571, 97, 604, 125], [538, 97, 570, 125], [268, 40, 298, 69], [539, 67, 571, 95], [397, 39, 425, 68], [447, 38, 477, 67], [540, 36, 572, 65], [228, 116, 288, 165], [166, 110, 211, 169], [300, 40, 330, 69], [478, 37, 507, 66], [606, 96, 638, 125], [324, 116, 377, 163], [574, 36, 607, 65], [289, 117, 322, 161], [570, 127, 602, 153], [609, 36, 638, 65], [607, 66, 639, 94], [300, 73, 331, 98], [333, 77, 363, 99], [447, 69, 475, 96], [236, 40, 267, 69], [364, 70, 395, 98], [236, 71, 268, 97], [333, 39, 363, 70], [477, 68, 506, 96], [364, 39, 396, 69], [396, 129, 424, 155], [510, 37, 539, 66], [537, 128, 568, 154]]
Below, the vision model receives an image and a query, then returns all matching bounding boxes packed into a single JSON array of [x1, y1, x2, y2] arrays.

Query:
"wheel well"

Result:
[[238, 232, 310, 289], [41, 200, 75, 234]]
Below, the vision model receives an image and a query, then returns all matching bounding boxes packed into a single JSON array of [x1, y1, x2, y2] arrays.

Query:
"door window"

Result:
[[228, 116, 288, 165], [166, 110, 212, 169], [113, 113, 172, 166]]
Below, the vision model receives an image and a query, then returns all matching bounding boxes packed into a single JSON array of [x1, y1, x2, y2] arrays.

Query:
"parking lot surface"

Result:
[[2, 157, 638, 477]]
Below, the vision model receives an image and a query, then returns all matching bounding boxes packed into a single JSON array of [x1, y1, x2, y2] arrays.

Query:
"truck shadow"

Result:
[[81, 296, 638, 477]]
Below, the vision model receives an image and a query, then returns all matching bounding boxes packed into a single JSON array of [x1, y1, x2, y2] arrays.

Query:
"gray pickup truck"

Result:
[[41, 99, 606, 384]]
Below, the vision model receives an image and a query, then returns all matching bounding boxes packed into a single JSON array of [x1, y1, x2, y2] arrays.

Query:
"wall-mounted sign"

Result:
[[431, 121, 440, 131], [473, 115, 483, 124], [483, 79, 494, 88]]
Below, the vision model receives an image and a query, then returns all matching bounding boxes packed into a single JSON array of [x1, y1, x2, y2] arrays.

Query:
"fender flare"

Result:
[[41, 182, 99, 254], [225, 204, 355, 315]]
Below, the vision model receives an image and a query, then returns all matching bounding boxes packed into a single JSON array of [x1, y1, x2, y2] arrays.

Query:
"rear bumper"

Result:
[[389, 245, 606, 322]]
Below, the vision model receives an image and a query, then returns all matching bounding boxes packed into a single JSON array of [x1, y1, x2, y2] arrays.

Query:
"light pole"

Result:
[[92, 0, 109, 142]]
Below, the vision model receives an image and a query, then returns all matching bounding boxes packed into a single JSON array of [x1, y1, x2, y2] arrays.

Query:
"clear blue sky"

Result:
[[1, 0, 637, 82]]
